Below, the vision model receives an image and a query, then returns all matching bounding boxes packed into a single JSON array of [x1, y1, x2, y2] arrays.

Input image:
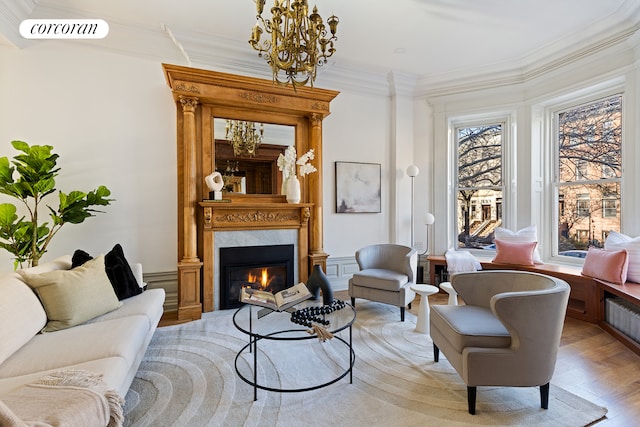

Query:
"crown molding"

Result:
[[416, 23, 640, 99], [0, 0, 38, 48]]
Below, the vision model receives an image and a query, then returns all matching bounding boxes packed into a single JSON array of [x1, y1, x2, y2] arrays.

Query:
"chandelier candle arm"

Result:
[[249, 0, 339, 88]]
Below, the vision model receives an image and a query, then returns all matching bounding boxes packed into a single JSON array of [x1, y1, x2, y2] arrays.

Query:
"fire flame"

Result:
[[247, 268, 272, 289]]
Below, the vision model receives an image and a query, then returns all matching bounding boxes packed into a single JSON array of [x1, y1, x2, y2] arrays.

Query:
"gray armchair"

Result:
[[348, 244, 417, 321], [430, 270, 570, 414]]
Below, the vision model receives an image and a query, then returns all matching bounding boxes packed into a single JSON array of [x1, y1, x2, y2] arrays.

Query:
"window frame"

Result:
[[450, 114, 514, 254], [547, 90, 624, 262]]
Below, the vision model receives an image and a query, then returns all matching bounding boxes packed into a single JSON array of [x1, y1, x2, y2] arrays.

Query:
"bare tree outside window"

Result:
[[456, 124, 503, 249], [556, 94, 622, 253]]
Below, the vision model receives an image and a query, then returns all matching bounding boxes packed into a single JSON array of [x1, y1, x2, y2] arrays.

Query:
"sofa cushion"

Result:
[[351, 268, 409, 292], [430, 305, 511, 353], [494, 225, 543, 264], [19, 255, 122, 332], [0, 273, 47, 365], [604, 231, 640, 283], [582, 247, 629, 285], [492, 239, 537, 266], [0, 315, 149, 380], [72, 244, 143, 300], [0, 357, 135, 402], [85, 288, 165, 329]]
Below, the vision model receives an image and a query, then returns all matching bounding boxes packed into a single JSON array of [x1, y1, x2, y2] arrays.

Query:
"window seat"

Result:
[[427, 255, 640, 356]]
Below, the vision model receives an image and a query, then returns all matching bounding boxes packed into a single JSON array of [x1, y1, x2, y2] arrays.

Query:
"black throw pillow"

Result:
[[71, 249, 93, 268], [104, 244, 143, 300], [70, 244, 143, 300]]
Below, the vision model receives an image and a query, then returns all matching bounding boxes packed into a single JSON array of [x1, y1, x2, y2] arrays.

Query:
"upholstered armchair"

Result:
[[430, 270, 570, 414], [348, 244, 417, 321]]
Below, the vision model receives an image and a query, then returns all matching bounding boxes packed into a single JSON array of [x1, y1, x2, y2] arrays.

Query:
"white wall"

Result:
[[0, 43, 177, 272], [0, 42, 410, 274], [322, 87, 396, 258]]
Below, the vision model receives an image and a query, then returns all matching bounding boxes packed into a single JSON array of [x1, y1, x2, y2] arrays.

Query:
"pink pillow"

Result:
[[492, 239, 537, 266], [581, 248, 628, 285]]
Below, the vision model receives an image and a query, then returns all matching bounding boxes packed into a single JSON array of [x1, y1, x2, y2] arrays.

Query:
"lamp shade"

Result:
[[406, 165, 420, 177], [423, 212, 435, 225]]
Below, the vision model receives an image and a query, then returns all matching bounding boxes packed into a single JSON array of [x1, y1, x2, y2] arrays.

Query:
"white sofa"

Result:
[[0, 255, 165, 400]]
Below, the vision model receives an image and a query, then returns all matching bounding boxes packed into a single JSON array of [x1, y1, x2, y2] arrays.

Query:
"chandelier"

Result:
[[249, 0, 339, 88], [225, 120, 264, 157]]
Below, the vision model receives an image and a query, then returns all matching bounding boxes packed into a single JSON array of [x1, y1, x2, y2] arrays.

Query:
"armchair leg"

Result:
[[408, 302, 412, 310], [540, 382, 550, 409], [433, 343, 439, 362], [400, 306, 405, 322], [467, 386, 477, 415], [351, 297, 355, 307]]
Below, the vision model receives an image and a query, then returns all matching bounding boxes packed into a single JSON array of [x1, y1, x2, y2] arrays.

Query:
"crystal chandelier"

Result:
[[225, 120, 264, 157], [249, 0, 339, 88]]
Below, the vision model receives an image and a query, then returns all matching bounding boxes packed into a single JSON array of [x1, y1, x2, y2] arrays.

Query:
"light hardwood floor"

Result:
[[160, 290, 640, 426], [400, 290, 640, 427]]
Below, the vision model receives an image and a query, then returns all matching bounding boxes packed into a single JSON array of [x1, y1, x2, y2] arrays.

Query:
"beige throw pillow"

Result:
[[20, 255, 121, 332]]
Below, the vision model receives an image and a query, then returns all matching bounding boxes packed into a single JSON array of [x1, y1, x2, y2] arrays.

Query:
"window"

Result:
[[575, 160, 588, 181], [455, 123, 504, 249], [576, 194, 590, 217], [555, 94, 622, 253], [602, 197, 617, 218]]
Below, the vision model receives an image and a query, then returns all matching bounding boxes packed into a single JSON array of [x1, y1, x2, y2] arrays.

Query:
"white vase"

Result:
[[285, 176, 301, 204]]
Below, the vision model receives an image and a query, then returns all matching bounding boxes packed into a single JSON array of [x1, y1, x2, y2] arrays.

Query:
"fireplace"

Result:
[[219, 244, 294, 309]]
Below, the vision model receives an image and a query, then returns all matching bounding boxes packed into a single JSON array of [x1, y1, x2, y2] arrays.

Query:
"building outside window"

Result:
[[455, 123, 504, 249], [576, 194, 590, 217], [602, 197, 617, 218], [554, 94, 622, 253]]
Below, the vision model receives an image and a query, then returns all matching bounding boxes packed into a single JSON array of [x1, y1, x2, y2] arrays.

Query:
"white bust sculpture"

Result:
[[205, 171, 224, 192]]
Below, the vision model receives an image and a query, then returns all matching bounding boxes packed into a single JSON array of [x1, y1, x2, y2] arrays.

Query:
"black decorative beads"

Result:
[[290, 299, 347, 328]]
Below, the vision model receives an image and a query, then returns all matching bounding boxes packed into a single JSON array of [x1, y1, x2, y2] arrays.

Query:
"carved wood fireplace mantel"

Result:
[[200, 201, 312, 312], [163, 64, 339, 320]]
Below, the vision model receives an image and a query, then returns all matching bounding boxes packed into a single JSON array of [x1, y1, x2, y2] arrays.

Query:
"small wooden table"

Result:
[[411, 284, 440, 334]]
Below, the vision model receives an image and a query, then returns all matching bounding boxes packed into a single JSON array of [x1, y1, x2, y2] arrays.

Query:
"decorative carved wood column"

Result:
[[177, 96, 203, 321], [308, 113, 328, 270]]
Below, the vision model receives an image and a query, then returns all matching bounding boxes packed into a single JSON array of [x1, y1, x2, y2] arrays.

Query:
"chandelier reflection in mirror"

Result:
[[225, 120, 264, 157], [249, 0, 339, 88]]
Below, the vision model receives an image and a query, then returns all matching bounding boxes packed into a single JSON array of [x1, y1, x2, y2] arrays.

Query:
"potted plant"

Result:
[[0, 140, 113, 269]]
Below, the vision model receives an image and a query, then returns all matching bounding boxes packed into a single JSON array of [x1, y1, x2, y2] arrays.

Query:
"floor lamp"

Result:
[[406, 165, 419, 248], [422, 212, 435, 255]]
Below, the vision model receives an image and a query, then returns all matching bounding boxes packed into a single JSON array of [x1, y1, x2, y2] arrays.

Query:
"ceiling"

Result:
[[2, 0, 640, 93]]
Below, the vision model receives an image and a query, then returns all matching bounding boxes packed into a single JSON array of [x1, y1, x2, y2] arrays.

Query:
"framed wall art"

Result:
[[335, 161, 381, 213]]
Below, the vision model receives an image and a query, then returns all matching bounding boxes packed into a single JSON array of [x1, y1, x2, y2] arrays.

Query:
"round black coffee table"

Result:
[[232, 300, 356, 400]]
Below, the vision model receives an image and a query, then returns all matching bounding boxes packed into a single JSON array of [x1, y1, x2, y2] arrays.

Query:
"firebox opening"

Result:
[[220, 244, 294, 310]]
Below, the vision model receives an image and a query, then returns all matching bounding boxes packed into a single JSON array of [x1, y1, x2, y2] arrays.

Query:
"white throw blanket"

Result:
[[445, 248, 482, 274], [0, 370, 123, 427]]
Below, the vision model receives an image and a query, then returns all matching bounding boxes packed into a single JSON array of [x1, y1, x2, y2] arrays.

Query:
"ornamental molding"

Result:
[[239, 91, 279, 104], [215, 210, 299, 224], [174, 83, 201, 94]]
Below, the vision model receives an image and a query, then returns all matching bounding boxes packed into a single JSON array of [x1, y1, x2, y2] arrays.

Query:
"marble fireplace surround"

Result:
[[214, 230, 297, 311], [200, 201, 312, 312]]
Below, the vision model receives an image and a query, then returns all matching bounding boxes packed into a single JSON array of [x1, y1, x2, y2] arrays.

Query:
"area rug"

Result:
[[124, 301, 607, 426]]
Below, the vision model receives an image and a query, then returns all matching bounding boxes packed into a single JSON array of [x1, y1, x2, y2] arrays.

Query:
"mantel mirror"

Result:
[[213, 118, 294, 195]]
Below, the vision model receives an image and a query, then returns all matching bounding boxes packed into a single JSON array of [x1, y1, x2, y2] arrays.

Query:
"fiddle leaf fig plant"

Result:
[[0, 140, 113, 269]]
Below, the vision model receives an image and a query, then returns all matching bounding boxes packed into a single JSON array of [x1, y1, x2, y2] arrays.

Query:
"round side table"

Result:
[[410, 284, 440, 334], [439, 282, 459, 306]]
